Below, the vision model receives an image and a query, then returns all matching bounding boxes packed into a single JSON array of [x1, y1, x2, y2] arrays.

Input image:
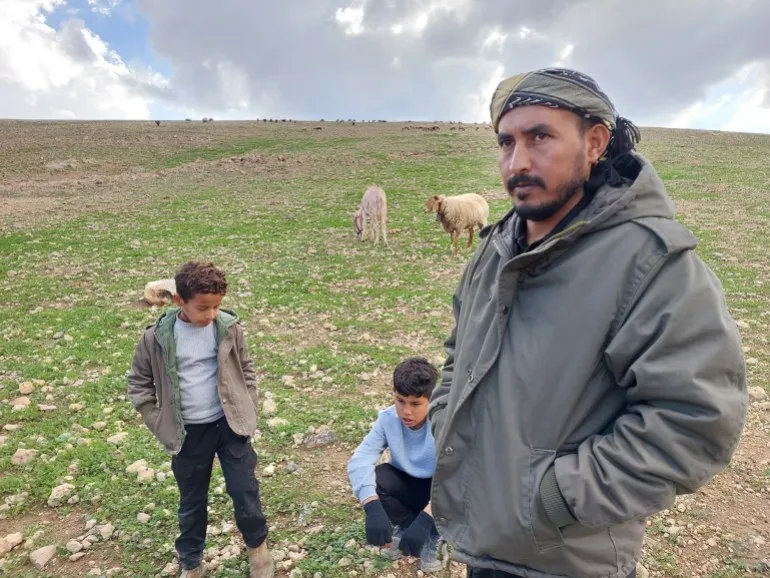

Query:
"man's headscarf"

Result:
[[489, 67, 641, 160]]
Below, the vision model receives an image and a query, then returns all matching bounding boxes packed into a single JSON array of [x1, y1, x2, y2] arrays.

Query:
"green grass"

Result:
[[0, 122, 768, 577]]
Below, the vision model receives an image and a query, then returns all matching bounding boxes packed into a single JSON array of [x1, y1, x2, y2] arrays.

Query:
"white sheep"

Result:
[[143, 278, 177, 306], [353, 185, 388, 245], [424, 193, 489, 256]]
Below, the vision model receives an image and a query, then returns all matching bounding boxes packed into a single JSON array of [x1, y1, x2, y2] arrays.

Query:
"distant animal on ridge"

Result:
[[353, 185, 388, 245], [424, 193, 489, 256]]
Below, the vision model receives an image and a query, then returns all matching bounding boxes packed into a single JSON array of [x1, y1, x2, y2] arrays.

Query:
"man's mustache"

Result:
[[506, 175, 546, 193]]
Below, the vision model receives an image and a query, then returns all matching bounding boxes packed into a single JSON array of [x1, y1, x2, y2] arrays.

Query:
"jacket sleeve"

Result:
[[542, 249, 748, 529], [347, 412, 388, 504], [126, 330, 160, 423], [237, 324, 259, 411]]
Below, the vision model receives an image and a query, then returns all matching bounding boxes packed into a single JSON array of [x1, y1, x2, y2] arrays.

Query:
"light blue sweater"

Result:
[[347, 405, 437, 503]]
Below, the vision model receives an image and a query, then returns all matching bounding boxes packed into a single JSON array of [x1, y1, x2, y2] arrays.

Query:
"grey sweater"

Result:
[[173, 315, 225, 424]]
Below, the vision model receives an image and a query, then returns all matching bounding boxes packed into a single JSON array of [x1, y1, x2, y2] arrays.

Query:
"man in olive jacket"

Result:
[[428, 67, 748, 578]]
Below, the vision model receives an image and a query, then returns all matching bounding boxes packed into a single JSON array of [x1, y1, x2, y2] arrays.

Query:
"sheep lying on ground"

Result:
[[424, 193, 489, 256], [353, 185, 388, 245], [143, 278, 177, 306]]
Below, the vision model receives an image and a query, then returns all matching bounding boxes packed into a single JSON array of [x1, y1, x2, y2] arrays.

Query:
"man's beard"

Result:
[[506, 155, 587, 222]]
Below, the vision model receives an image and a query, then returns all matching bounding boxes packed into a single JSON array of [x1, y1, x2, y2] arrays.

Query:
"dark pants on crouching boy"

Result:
[[468, 569, 637, 578], [375, 462, 435, 534], [172, 415, 268, 570]]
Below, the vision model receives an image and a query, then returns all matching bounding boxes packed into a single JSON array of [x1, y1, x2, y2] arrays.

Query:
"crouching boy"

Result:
[[347, 357, 447, 572], [127, 261, 274, 578]]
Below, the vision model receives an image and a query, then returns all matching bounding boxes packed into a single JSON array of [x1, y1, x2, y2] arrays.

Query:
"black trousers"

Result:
[[468, 566, 637, 578], [171, 416, 268, 570], [375, 462, 433, 529]]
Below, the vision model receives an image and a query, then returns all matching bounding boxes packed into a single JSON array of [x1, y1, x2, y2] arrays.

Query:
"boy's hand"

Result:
[[398, 511, 434, 555], [363, 500, 392, 546]]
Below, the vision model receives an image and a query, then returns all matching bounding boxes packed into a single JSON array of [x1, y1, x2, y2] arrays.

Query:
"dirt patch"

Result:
[[0, 505, 125, 577]]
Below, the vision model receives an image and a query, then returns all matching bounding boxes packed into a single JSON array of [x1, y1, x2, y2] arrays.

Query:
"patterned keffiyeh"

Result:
[[489, 67, 641, 158]]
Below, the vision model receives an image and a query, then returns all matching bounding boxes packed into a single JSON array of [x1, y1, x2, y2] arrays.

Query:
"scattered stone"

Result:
[[137, 512, 150, 524], [69, 403, 84, 411], [137, 468, 155, 484], [162, 562, 179, 576], [97, 523, 115, 540], [38, 405, 57, 411], [11, 396, 30, 409], [92, 422, 107, 431], [0, 533, 23, 556], [263, 464, 276, 476], [19, 382, 35, 395], [107, 432, 128, 445], [126, 459, 148, 474], [636, 564, 650, 578], [156, 472, 167, 482], [11, 448, 38, 466], [70, 552, 87, 562], [263, 395, 277, 415], [66, 540, 83, 553], [338, 557, 352, 567], [47, 483, 75, 506], [303, 426, 336, 448], [749, 387, 769, 403], [3, 424, 21, 432], [85, 519, 97, 531], [267, 417, 288, 429], [30, 545, 57, 569], [0, 436, 6, 447]]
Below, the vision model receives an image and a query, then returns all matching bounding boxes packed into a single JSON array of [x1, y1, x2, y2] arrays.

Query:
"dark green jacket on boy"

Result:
[[127, 307, 260, 455]]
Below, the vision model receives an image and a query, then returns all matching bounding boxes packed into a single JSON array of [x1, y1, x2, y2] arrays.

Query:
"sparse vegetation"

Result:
[[0, 120, 768, 577]]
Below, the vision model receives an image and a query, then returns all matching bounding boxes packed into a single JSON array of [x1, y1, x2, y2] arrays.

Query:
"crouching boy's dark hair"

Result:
[[393, 357, 439, 398]]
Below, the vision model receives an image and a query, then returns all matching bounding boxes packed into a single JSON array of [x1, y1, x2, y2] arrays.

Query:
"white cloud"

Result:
[[722, 86, 770, 134], [0, 0, 169, 119], [87, 0, 123, 16]]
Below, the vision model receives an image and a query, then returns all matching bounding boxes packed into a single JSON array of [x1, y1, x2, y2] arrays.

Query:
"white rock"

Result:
[[11, 396, 30, 408], [263, 465, 276, 476], [92, 422, 107, 431], [47, 483, 75, 507], [137, 512, 150, 524], [11, 448, 38, 466], [85, 519, 97, 530], [126, 459, 148, 475], [749, 387, 769, 403], [66, 540, 83, 553], [19, 382, 35, 395], [29, 545, 57, 569], [162, 562, 179, 576], [156, 472, 166, 482], [137, 468, 155, 483], [0, 533, 23, 555], [263, 398, 277, 414], [107, 432, 128, 445], [97, 523, 115, 540], [70, 552, 87, 561], [0, 436, 6, 447]]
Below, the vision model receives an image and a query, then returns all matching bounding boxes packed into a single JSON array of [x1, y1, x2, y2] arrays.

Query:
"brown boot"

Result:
[[247, 542, 275, 578], [180, 565, 205, 578]]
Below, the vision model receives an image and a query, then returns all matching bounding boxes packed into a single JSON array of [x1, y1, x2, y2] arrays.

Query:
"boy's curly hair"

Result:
[[174, 261, 227, 302], [393, 356, 439, 398]]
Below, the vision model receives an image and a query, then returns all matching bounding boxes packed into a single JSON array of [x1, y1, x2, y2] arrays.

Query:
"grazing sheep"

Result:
[[424, 193, 489, 256], [143, 278, 177, 306], [353, 185, 388, 245]]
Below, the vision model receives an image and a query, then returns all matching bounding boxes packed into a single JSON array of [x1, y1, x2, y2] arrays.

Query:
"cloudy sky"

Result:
[[2, 0, 769, 133]]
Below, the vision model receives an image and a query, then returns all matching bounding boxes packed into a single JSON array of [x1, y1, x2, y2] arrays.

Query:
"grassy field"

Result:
[[0, 119, 768, 578]]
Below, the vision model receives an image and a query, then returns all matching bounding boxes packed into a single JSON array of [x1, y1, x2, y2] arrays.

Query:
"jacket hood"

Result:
[[487, 151, 691, 269], [152, 306, 240, 346]]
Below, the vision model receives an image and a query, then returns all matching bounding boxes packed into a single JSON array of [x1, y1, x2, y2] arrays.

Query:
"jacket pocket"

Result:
[[529, 448, 565, 552]]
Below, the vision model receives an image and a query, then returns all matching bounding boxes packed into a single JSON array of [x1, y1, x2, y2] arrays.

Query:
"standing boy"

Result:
[[347, 357, 446, 572], [127, 261, 274, 578]]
